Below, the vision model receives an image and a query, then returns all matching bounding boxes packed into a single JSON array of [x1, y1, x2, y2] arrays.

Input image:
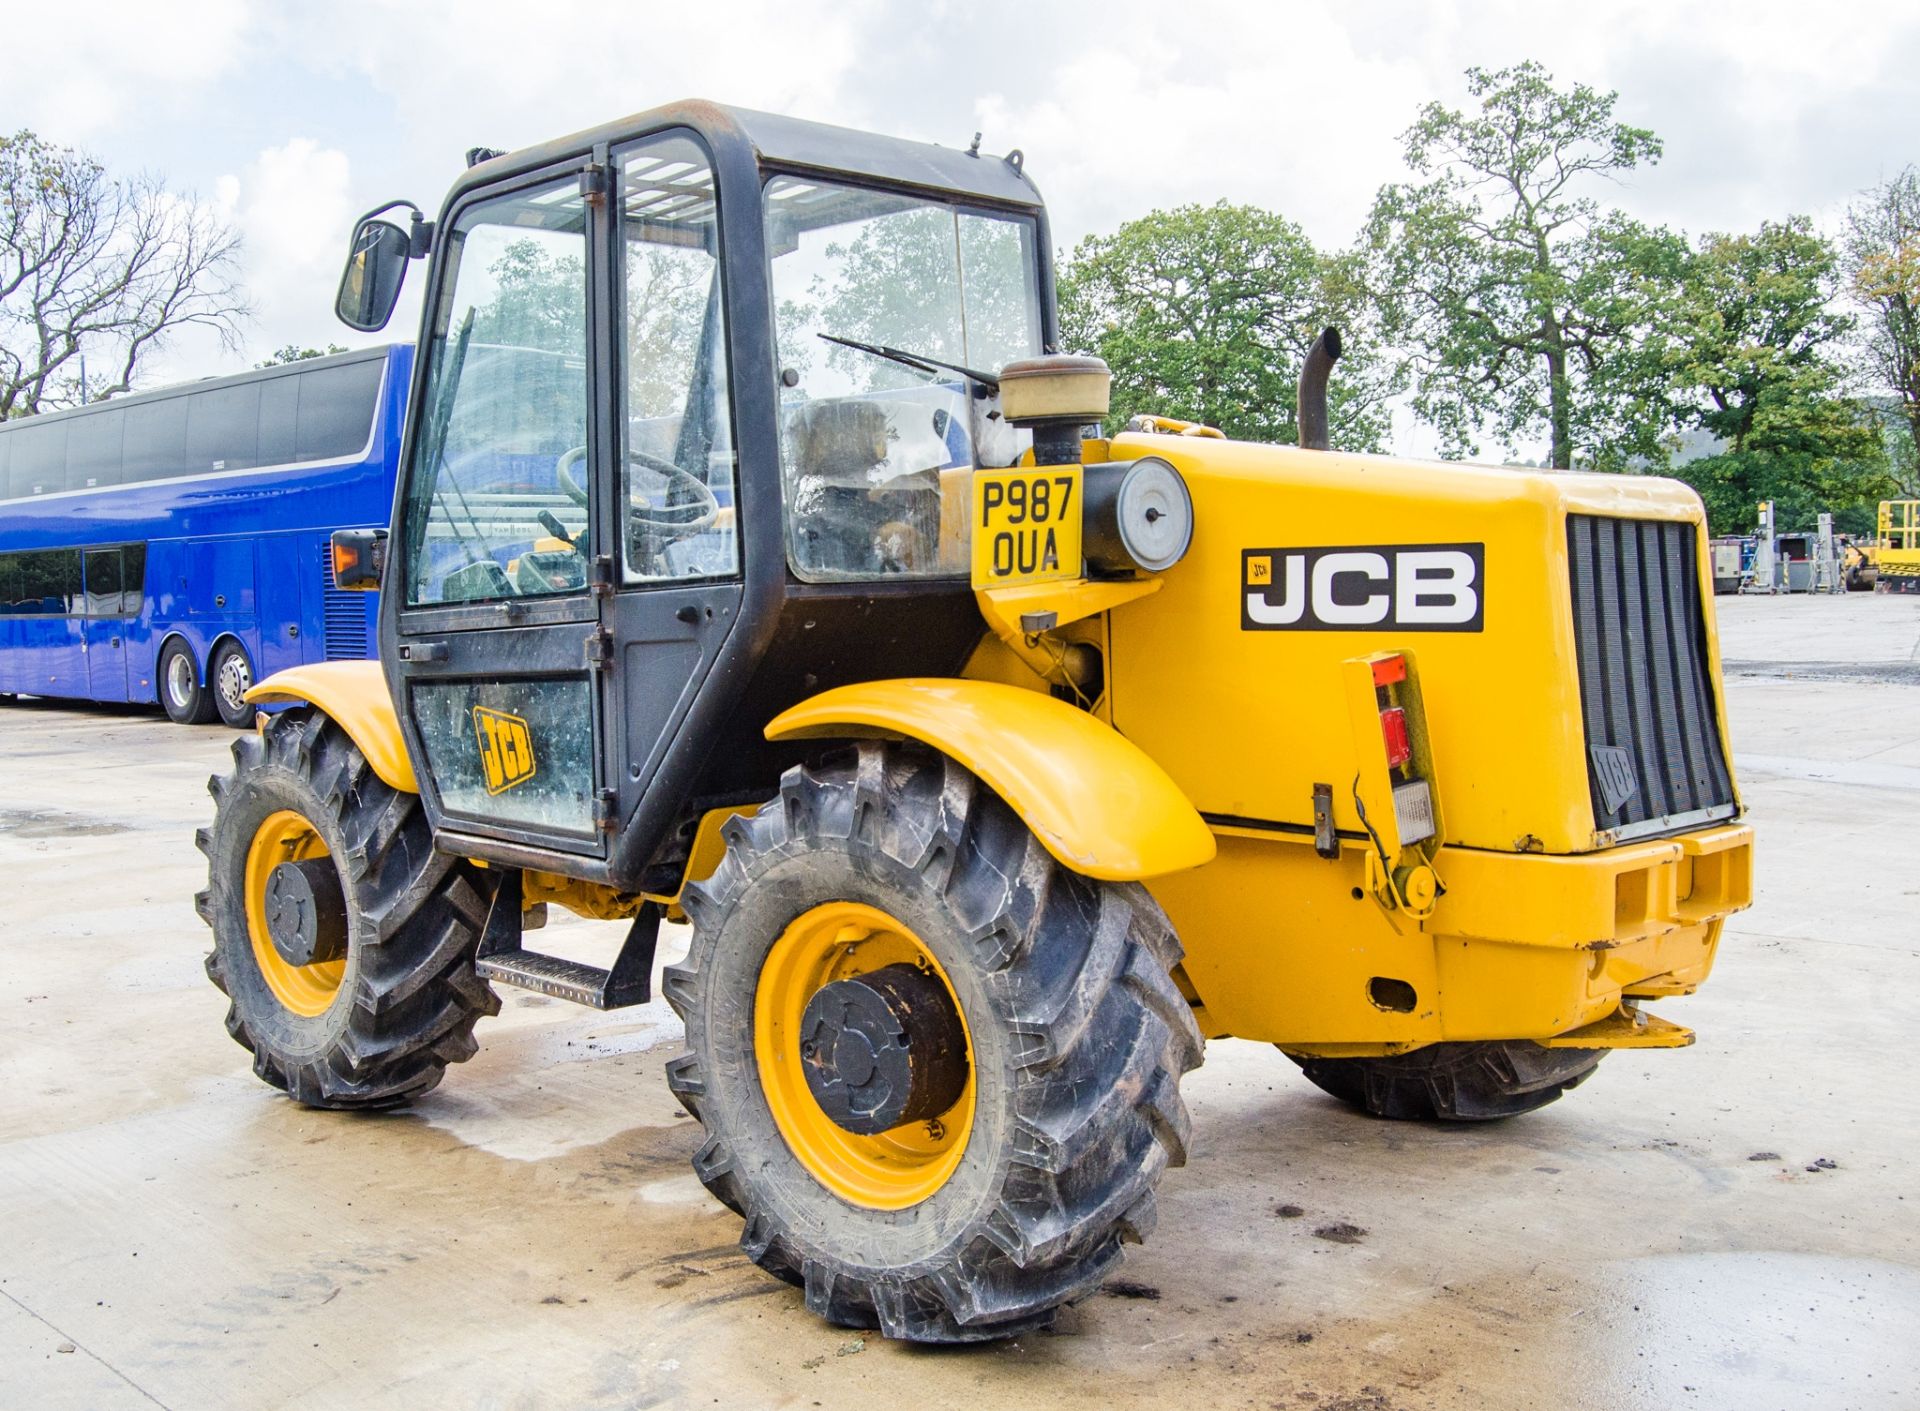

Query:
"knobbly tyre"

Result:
[[197, 101, 1754, 1344]]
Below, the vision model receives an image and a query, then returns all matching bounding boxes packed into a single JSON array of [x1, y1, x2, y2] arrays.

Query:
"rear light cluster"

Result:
[[1369, 651, 1436, 851], [1372, 655, 1413, 771]]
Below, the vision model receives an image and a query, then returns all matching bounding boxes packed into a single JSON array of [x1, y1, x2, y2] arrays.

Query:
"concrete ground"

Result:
[[2, 591, 1917, 1411]]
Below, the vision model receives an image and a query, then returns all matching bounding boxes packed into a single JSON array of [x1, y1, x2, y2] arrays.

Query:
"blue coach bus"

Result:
[[0, 345, 410, 727]]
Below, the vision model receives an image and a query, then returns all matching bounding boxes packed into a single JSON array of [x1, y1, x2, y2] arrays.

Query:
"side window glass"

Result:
[[403, 179, 590, 607], [122, 397, 187, 484], [120, 542, 147, 615], [765, 182, 1044, 581], [617, 137, 736, 582], [296, 360, 383, 461], [258, 375, 299, 466], [68, 408, 126, 489], [15, 420, 69, 496], [187, 383, 261, 471], [83, 548, 124, 616]]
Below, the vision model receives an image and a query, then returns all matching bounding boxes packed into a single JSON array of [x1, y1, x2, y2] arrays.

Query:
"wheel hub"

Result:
[[799, 962, 968, 1135], [264, 857, 348, 968]]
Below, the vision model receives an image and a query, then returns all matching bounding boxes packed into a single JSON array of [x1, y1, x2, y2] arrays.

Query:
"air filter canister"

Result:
[[1083, 456, 1194, 575]]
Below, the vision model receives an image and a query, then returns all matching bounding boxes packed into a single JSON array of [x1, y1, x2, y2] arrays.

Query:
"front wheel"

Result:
[[1284, 1041, 1605, 1121], [665, 743, 1203, 1343], [197, 707, 498, 1106]]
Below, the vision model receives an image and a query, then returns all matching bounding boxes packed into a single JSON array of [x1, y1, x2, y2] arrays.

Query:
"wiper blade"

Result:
[[818, 332, 1000, 391]]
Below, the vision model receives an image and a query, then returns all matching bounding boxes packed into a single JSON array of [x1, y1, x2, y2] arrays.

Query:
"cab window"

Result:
[[402, 178, 591, 606], [617, 135, 738, 583], [765, 180, 1042, 581]]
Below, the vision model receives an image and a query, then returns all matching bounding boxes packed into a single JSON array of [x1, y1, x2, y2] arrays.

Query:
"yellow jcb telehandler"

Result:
[[198, 101, 1753, 1343]]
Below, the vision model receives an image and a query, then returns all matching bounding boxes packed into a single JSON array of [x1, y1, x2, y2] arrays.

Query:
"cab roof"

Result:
[[456, 99, 1044, 213]]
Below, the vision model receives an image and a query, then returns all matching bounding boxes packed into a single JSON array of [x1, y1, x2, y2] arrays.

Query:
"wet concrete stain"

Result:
[[0, 805, 131, 837]]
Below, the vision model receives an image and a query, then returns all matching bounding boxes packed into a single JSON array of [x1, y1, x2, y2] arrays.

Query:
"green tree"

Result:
[[1657, 218, 1891, 533], [1842, 167, 1920, 496], [1059, 202, 1397, 450], [1367, 61, 1671, 469], [256, 342, 347, 367], [2, 130, 245, 416]]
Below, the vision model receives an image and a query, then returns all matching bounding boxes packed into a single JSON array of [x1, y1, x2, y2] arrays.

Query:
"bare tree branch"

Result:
[[1, 130, 249, 418]]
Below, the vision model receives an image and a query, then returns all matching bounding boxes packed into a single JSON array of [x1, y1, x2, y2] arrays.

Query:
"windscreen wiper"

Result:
[[818, 333, 1000, 392]]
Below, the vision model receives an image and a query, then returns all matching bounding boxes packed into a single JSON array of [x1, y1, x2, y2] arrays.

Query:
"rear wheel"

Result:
[[197, 707, 498, 1107], [665, 742, 1202, 1343], [210, 640, 257, 729], [159, 640, 217, 725], [1286, 1041, 1605, 1121]]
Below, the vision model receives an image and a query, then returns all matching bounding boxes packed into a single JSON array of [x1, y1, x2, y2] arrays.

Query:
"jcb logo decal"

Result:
[[1242, 543, 1485, 632], [474, 707, 537, 794]]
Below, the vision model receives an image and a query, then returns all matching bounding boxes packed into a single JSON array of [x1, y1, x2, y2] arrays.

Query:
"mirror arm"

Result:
[[409, 215, 434, 259]]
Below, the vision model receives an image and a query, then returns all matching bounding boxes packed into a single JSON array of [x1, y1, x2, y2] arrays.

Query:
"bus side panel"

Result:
[[21, 616, 86, 699], [255, 530, 309, 678], [82, 616, 131, 701]]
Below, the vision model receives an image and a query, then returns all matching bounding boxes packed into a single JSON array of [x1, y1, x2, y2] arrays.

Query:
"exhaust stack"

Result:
[[1297, 326, 1342, 451]]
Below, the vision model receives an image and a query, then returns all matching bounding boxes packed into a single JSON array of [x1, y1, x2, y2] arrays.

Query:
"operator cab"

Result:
[[333, 103, 1056, 889]]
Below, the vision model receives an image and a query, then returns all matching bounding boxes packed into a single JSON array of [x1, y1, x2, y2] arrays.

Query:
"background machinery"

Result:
[[198, 102, 1755, 1343]]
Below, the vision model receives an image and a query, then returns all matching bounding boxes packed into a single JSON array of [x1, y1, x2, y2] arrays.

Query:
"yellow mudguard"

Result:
[[245, 660, 416, 794], [766, 678, 1216, 881]]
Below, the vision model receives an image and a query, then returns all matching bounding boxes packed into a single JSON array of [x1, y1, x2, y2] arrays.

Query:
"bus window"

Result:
[[0, 549, 83, 614], [12, 421, 68, 497], [187, 383, 262, 473], [68, 407, 127, 489], [0, 427, 11, 497], [123, 396, 189, 484], [259, 374, 300, 466], [83, 547, 125, 616], [120, 542, 147, 615], [296, 359, 383, 461]]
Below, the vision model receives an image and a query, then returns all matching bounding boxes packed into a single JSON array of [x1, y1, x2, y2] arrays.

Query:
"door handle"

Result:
[[110, 636, 122, 648], [398, 641, 449, 663]]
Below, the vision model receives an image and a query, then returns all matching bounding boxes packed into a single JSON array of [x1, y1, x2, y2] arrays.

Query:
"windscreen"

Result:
[[765, 178, 1043, 581]]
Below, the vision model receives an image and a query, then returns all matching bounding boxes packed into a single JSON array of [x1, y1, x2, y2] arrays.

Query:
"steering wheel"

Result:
[[555, 445, 721, 534]]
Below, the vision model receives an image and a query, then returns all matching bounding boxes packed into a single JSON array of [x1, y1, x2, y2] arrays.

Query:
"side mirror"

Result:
[[335, 218, 413, 332]]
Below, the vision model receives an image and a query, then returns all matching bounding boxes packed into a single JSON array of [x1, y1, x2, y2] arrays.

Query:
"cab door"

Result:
[[386, 164, 611, 854]]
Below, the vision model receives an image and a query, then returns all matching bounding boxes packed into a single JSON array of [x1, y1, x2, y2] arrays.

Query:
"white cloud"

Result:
[[139, 139, 359, 384], [5, 0, 254, 138]]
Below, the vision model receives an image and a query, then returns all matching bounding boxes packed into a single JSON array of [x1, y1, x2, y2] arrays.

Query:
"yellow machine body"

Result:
[[955, 432, 1753, 1054], [249, 435, 1754, 1058]]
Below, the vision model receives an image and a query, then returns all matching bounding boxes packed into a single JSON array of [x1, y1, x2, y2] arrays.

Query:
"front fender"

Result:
[[245, 660, 416, 794], [765, 678, 1216, 881]]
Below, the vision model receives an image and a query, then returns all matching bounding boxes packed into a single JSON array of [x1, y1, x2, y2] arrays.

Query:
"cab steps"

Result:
[[473, 870, 658, 1010]]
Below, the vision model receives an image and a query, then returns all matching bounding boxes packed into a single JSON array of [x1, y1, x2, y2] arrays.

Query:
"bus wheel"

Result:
[[159, 640, 218, 725], [196, 707, 499, 1107], [665, 743, 1203, 1343], [210, 641, 258, 729]]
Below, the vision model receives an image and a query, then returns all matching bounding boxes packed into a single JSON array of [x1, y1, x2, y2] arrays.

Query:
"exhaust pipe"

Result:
[[1297, 326, 1342, 451]]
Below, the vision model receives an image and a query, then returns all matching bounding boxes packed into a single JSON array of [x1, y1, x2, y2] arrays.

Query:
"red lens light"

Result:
[[1380, 706, 1412, 768], [1371, 655, 1408, 687]]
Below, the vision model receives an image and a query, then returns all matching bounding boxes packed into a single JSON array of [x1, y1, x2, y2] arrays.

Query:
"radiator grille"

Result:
[[1566, 516, 1736, 841], [320, 543, 370, 661]]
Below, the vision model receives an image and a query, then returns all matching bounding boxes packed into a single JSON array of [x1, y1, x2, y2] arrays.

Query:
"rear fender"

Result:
[[765, 678, 1216, 881], [245, 660, 415, 793]]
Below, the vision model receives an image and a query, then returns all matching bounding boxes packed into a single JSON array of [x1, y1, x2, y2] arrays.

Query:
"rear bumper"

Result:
[[1177, 822, 1754, 1056]]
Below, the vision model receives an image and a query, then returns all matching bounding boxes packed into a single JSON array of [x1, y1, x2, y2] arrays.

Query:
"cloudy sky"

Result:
[[12, 0, 1920, 411]]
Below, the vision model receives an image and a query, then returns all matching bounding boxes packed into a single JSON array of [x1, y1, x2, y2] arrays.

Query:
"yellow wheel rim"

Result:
[[243, 810, 346, 1018], [754, 902, 976, 1210]]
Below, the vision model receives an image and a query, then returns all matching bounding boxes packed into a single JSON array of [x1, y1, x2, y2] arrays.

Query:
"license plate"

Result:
[[970, 466, 1082, 589], [1392, 780, 1435, 846]]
